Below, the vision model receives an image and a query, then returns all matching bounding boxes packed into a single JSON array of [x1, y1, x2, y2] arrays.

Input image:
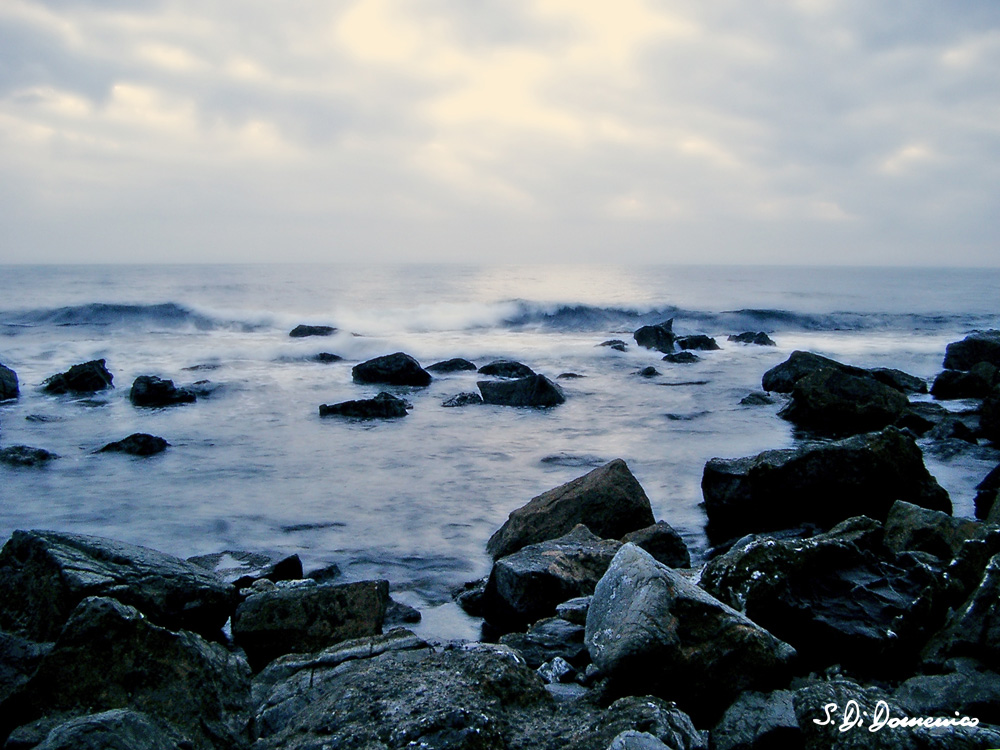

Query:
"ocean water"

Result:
[[1, 264, 998, 640]]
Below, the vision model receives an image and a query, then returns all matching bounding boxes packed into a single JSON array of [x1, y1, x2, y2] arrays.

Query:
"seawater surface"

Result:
[[1, 264, 998, 640]]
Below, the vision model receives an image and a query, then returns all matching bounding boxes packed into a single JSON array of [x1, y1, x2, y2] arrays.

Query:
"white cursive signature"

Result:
[[814, 700, 981, 733]]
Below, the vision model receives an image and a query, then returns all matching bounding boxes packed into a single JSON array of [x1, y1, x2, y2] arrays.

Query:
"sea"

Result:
[[1, 264, 998, 641]]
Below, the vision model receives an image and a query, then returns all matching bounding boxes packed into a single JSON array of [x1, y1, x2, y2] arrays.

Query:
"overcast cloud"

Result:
[[1, 0, 998, 264]]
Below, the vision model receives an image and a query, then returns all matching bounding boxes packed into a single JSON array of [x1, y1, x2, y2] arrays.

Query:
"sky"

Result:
[[1, 0, 998, 265]]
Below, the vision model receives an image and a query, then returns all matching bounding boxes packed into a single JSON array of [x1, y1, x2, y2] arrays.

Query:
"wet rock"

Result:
[[636, 366, 660, 377], [606, 731, 672, 750], [761, 350, 868, 393], [442, 391, 483, 407], [740, 391, 775, 406], [925, 415, 979, 444], [500, 616, 588, 668], [0, 597, 251, 750], [484, 525, 621, 631], [894, 401, 954, 436], [478, 373, 565, 408], [42, 359, 114, 394], [453, 578, 487, 617], [923, 552, 1000, 670], [0, 630, 50, 705], [99, 433, 170, 456], [586, 544, 796, 724], [621, 521, 690, 568], [894, 659, 1000, 725], [0, 445, 58, 467], [981, 386, 1000, 443], [319, 391, 409, 418], [779, 367, 909, 435], [556, 596, 591, 626], [0, 530, 236, 641], [975, 464, 1000, 520], [0, 363, 18, 400], [943, 329, 1000, 371], [427, 357, 477, 372], [488, 458, 655, 559], [289, 324, 336, 338], [187, 550, 303, 589], [600, 340, 628, 352], [663, 351, 700, 364], [311, 352, 342, 363], [351, 352, 431, 387], [566, 696, 708, 750], [870, 367, 928, 394], [384, 597, 422, 627], [537, 656, 576, 685], [185, 379, 223, 398], [30, 709, 191, 750], [711, 689, 800, 750], [304, 562, 342, 583], [232, 579, 388, 671], [883, 500, 995, 562], [701, 427, 950, 543], [728, 331, 776, 346], [478, 359, 536, 378], [634, 320, 676, 353], [676, 335, 720, 351], [930, 365, 996, 400], [558, 372, 586, 379], [130, 375, 197, 407]]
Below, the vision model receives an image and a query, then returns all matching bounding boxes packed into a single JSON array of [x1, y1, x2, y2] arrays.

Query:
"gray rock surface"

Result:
[[442, 391, 483, 407], [943, 330, 1000, 371], [32, 709, 192, 750], [883, 500, 996, 561], [427, 357, 478, 372], [761, 350, 868, 393], [319, 391, 409, 418], [711, 689, 801, 750], [99, 433, 170, 456], [621, 521, 690, 568], [352, 352, 432, 386], [779, 367, 909, 435], [478, 373, 566, 407]]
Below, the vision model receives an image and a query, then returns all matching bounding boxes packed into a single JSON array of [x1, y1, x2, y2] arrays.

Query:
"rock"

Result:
[[311, 352, 342, 363], [883, 500, 995, 562], [0, 630, 50, 705], [42, 359, 114, 394], [483, 525, 621, 630], [99, 433, 170, 456], [478, 373, 565, 407], [478, 360, 536, 378], [130, 375, 196, 407], [558, 372, 586, 379], [606, 730, 672, 750], [232, 579, 388, 670], [566, 696, 708, 750], [676, 335, 720, 351], [384, 597, 422, 627], [761, 350, 867, 393], [556, 596, 591, 626], [930, 365, 996, 400], [304, 563, 342, 583], [870, 367, 928, 394], [663, 351, 700, 364], [975, 464, 1000, 520], [711, 690, 800, 750], [585, 544, 795, 724], [740, 391, 775, 406], [701, 427, 951, 543], [779, 367, 909, 435], [442, 391, 483, 407], [728, 332, 776, 346], [633, 320, 676, 353], [537, 656, 576, 685], [0, 530, 236, 641], [0, 446, 58, 467], [923, 552, 1000, 670], [500, 616, 588, 668], [426, 357, 477, 372], [636, 366, 660, 377], [0, 363, 18, 400], [351, 352, 431, 387], [981, 386, 1000, 443], [0, 597, 251, 750], [599, 340, 628, 352], [30, 709, 191, 750], [452, 578, 487, 617], [185, 379, 222, 398], [289, 324, 336, 338], [187, 551, 303, 589], [319, 391, 409, 418], [943, 329, 1000, 371], [487, 458, 655, 559], [621, 521, 690, 568], [894, 659, 1000, 725]]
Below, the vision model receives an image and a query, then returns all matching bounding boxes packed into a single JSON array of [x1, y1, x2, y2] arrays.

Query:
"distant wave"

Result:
[[0, 302, 260, 331]]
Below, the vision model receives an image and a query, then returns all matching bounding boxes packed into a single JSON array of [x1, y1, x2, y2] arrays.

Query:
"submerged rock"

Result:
[[478, 373, 565, 407], [42, 359, 113, 394], [479, 360, 536, 378], [761, 350, 867, 393], [99, 433, 169, 456], [943, 329, 1000, 371], [311, 352, 342, 363], [636, 366, 660, 377], [0, 445, 58, 467], [740, 391, 775, 406], [352, 352, 431, 387], [779, 367, 909, 435], [442, 391, 483, 407], [130, 376, 196, 407], [187, 550, 303, 589], [599, 340, 628, 352], [426, 357, 477, 372], [0, 363, 18, 400], [663, 351, 700, 364], [728, 331, 776, 346], [633, 320, 676, 353], [676, 335, 720, 351], [289, 324, 336, 338], [319, 391, 409, 418]]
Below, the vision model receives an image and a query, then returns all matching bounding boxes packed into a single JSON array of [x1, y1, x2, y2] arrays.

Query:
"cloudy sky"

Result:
[[1, 0, 998, 265]]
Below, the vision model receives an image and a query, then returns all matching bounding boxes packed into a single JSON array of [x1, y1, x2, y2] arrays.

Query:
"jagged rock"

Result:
[[130, 376, 196, 407], [319, 391, 409, 418], [478, 373, 566, 407], [500, 616, 588, 668], [621, 521, 690, 568], [663, 352, 700, 364], [0, 363, 18, 400], [42, 359, 113, 394], [701, 427, 950, 543], [442, 392, 483, 407], [676, 335, 720, 351], [894, 659, 1000, 725], [923, 552, 1000, 670], [866, 367, 926, 395], [566, 696, 708, 750], [728, 332, 776, 346], [483, 525, 621, 630], [351, 352, 431, 387], [599, 340, 628, 352], [711, 690, 800, 750], [0, 630, 50, 705], [606, 731, 672, 750], [384, 597, 421, 627], [556, 597, 591, 626], [634, 320, 676, 353], [761, 350, 868, 393], [779, 367, 909, 435], [943, 329, 1000, 371], [883, 500, 995, 562], [982, 387, 1000, 443], [289, 324, 336, 338], [487, 459, 655, 559], [0, 530, 236, 641], [478, 360, 536, 378], [0, 597, 251, 750], [930, 364, 996, 400], [0, 446, 58, 467], [537, 656, 576, 685], [30, 709, 191, 750], [740, 391, 775, 406], [99, 433, 169, 456], [636, 366, 660, 378], [452, 578, 487, 617], [426, 358, 477, 372], [187, 551, 303, 589], [311, 352, 342, 363], [232, 579, 388, 671], [585, 544, 796, 724]]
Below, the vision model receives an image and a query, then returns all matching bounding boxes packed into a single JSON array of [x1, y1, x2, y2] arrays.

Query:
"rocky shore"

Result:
[[2, 330, 1000, 748]]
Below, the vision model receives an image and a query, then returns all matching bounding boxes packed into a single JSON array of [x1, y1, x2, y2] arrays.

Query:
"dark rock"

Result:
[[442, 391, 483, 407], [478, 360, 536, 378], [621, 521, 690, 568], [883, 500, 995, 562], [981, 386, 1000, 443], [0, 630, 50, 705], [870, 367, 928, 394], [289, 324, 336, 338], [740, 391, 775, 406], [232, 579, 388, 670], [585, 544, 796, 724], [636, 366, 660, 377], [566, 696, 708, 750], [426, 358, 477, 372], [42, 359, 114, 394], [606, 731, 672, 750], [483, 525, 621, 630], [304, 563, 342, 583], [779, 367, 909, 435], [0, 596, 251, 750], [499, 616, 588, 668], [923, 552, 1000, 670], [556, 596, 591, 626], [701, 427, 950, 543], [0, 446, 58, 467], [558, 372, 585, 379], [0, 363, 18, 400], [185, 380, 222, 398], [728, 331, 776, 346], [487, 458, 655, 559], [453, 578, 487, 617], [599, 340, 628, 352], [711, 690, 800, 750], [478, 373, 565, 407], [130, 375, 196, 407], [30, 709, 191, 750], [943, 329, 1000, 371], [311, 352, 342, 363], [930, 365, 996, 400], [676, 335, 720, 351], [319, 391, 409, 418], [384, 597, 422, 627], [633, 320, 676, 353], [761, 350, 868, 393], [926, 416, 978, 444], [894, 659, 1000, 725], [536, 656, 576, 685], [663, 351, 700, 364], [894, 401, 952, 436], [975, 464, 1000, 520], [99, 433, 170, 456], [0, 530, 236, 641], [351, 352, 431, 387], [187, 551, 303, 589]]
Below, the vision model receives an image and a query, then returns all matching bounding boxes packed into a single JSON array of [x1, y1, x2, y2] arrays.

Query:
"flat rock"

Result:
[[761, 350, 868, 393], [319, 391, 408, 418], [289, 324, 336, 338], [943, 329, 1000, 371], [488, 458, 655, 559], [0, 445, 58, 467], [728, 332, 776, 346], [676, 335, 719, 351], [779, 367, 909, 435], [0, 363, 18, 400], [352, 352, 431, 387], [42, 359, 114, 394], [99, 433, 169, 456], [130, 375, 196, 407], [478, 360, 536, 378], [621, 521, 690, 568], [633, 320, 676, 353], [426, 357, 477, 372], [478, 373, 565, 407]]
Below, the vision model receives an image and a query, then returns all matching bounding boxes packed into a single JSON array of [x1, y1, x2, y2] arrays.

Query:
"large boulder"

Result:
[[761, 350, 867, 393], [42, 359, 114, 394], [930, 364, 997, 400], [779, 367, 909, 435], [982, 386, 1000, 443], [289, 324, 336, 338], [0, 530, 237, 641], [0, 363, 18, 400], [478, 374, 565, 407], [487, 459, 655, 558], [701, 427, 951, 543], [621, 521, 690, 569], [232, 579, 388, 670], [0, 446, 58, 467], [943, 329, 1000, 371], [130, 376, 196, 407], [0, 597, 251, 750], [923, 552, 1000, 670], [99, 433, 170, 456], [483, 525, 621, 630], [318, 391, 408, 418], [870, 367, 928, 394], [478, 360, 535, 378], [882, 500, 996, 562], [676, 335, 720, 351], [633, 320, 676, 353], [585, 544, 796, 723], [711, 690, 800, 750], [351, 352, 431, 387]]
